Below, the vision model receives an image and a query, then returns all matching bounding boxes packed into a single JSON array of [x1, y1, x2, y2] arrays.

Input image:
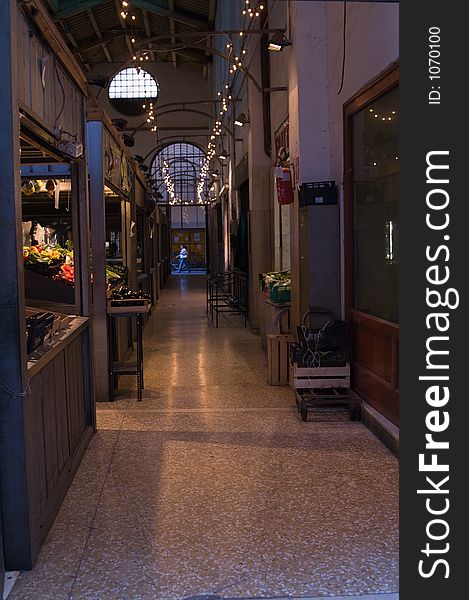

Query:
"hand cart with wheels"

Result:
[[290, 308, 361, 422]]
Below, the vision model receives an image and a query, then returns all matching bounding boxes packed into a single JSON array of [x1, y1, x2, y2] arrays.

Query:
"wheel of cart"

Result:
[[291, 308, 361, 422], [294, 387, 362, 422]]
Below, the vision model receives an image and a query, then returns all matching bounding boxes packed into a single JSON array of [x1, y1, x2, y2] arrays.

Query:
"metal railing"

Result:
[[206, 270, 248, 328]]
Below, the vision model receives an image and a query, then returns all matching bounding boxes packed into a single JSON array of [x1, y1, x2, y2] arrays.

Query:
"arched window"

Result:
[[108, 68, 159, 116], [151, 142, 210, 205]]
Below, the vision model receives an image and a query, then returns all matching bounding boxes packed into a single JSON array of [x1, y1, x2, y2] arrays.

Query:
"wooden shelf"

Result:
[[107, 303, 151, 315]]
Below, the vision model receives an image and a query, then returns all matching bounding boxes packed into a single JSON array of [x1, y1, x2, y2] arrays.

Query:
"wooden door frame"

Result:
[[343, 62, 400, 424], [344, 61, 400, 316]]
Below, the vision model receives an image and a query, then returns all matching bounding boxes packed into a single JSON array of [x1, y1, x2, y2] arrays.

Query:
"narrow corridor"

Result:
[[10, 277, 399, 600]]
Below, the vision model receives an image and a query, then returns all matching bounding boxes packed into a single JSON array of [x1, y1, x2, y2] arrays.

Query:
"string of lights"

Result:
[[143, 102, 157, 132], [368, 108, 398, 121], [162, 160, 178, 205], [202, 0, 265, 176], [119, 1, 136, 21]]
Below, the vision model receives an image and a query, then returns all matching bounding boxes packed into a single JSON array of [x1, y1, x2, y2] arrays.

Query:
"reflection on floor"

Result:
[[9, 276, 399, 600]]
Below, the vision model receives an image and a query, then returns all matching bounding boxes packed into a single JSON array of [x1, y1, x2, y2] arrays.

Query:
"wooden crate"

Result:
[[107, 300, 151, 314], [290, 362, 350, 389], [267, 334, 294, 386]]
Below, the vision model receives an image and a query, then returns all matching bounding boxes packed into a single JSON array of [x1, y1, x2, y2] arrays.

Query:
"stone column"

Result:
[[247, 48, 273, 331], [288, 0, 333, 327]]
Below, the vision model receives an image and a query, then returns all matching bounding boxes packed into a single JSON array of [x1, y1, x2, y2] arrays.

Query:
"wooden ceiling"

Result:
[[44, 0, 217, 73]]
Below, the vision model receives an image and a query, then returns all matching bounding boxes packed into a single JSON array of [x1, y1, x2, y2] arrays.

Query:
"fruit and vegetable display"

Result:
[[105, 264, 127, 288], [23, 244, 75, 286], [23, 244, 130, 292], [109, 286, 150, 307], [259, 270, 291, 303]]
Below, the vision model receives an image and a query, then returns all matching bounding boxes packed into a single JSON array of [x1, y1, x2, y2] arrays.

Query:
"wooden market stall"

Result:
[[134, 167, 154, 310], [0, 0, 94, 570], [87, 108, 156, 402], [133, 168, 170, 310]]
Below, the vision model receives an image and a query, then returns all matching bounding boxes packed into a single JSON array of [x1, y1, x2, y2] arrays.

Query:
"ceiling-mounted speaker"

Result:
[[88, 77, 109, 88], [111, 118, 128, 130], [123, 133, 135, 147]]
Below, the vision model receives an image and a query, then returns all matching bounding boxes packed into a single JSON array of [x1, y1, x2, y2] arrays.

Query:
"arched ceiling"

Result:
[[44, 0, 217, 73]]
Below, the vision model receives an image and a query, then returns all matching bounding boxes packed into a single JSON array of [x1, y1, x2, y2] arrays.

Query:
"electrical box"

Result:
[[299, 201, 340, 320]]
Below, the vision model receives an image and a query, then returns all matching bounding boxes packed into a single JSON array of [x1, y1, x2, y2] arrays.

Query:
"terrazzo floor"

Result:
[[9, 276, 399, 600]]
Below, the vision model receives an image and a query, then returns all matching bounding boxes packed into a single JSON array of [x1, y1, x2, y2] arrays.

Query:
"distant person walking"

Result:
[[177, 245, 190, 273]]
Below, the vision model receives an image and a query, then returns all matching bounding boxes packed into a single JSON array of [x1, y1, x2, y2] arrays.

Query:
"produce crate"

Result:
[[290, 362, 351, 389], [269, 283, 291, 303], [107, 299, 151, 314], [267, 334, 294, 386]]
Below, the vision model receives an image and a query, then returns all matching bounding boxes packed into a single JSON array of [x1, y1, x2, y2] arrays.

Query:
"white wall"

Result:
[[265, 0, 399, 319], [326, 1, 399, 187], [267, 0, 399, 181], [88, 61, 211, 167]]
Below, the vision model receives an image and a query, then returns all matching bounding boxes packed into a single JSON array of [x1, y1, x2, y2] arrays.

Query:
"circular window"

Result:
[[108, 68, 159, 116]]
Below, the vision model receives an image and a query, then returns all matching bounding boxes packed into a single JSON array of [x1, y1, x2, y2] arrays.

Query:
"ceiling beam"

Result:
[[114, 0, 134, 63], [72, 29, 211, 64], [141, 10, 155, 62], [71, 34, 210, 64], [58, 18, 91, 71], [87, 9, 112, 63], [53, 0, 104, 21], [168, 0, 177, 69], [44, 0, 60, 11], [53, 0, 208, 30], [71, 32, 125, 56], [203, 0, 216, 79], [207, 0, 217, 25], [133, 0, 208, 30], [126, 35, 134, 56]]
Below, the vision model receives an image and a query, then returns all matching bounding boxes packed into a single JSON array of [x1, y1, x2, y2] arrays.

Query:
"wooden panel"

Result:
[[24, 374, 48, 559], [53, 353, 71, 474], [40, 361, 60, 497], [350, 311, 399, 425], [353, 325, 393, 383], [15, 5, 85, 142], [17, 11, 29, 105], [116, 316, 132, 361], [352, 361, 399, 425], [66, 337, 87, 454], [24, 327, 92, 568], [18, 0, 88, 96]]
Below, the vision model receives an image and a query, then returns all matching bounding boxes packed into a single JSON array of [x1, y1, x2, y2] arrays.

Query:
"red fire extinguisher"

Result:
[[275, 165, 294, 205], [275, 146, 294, 205]]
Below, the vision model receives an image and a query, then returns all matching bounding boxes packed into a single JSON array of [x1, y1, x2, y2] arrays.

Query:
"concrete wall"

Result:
[[266, 0, 399, 323]]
